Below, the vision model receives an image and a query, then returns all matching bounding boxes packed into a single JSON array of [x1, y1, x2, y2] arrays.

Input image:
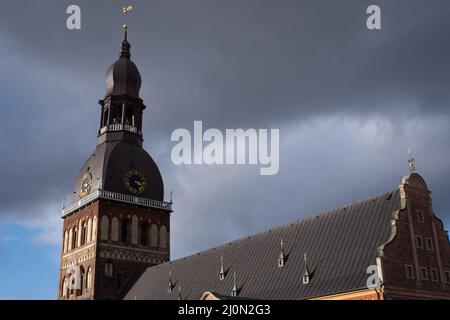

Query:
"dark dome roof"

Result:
[[105, 38, 142, 98], [72, 141, 164, 201]]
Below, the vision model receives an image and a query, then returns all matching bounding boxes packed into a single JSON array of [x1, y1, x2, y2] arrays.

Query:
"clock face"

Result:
[[124, 170, 147, 195], [80, 173, 92, 198]]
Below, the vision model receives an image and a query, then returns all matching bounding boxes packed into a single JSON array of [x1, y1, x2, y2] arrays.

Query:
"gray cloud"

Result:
[[0, 1, 449, 259]]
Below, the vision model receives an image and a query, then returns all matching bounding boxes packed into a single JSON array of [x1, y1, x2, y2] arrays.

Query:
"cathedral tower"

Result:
[[58, 30, 172, 300]]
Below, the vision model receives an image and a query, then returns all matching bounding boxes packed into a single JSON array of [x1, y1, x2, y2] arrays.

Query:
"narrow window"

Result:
[[444, 271, 450, 283], [140, 221, 148, 246], [87, 267, 92, 289], [425, 238, 433, 251], [405, 264, 414, 279], [430, 269, 439, 282], [121, 218, 129, 243], [420, 267, 428, 281], [416, 235, 423, 249]]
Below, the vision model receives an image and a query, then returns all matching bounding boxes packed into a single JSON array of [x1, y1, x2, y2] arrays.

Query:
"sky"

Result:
[[0, 0, 450, 299]]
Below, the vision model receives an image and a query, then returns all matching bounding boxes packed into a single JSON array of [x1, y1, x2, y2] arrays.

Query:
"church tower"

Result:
[[58, 29, 172, 300]]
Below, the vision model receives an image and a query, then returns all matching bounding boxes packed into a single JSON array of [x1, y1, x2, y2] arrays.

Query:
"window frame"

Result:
[[430, 268, 439, 282], [419, 267, 428, 281], [416, 235, 424, 249], [425, 237, 434, 251], [405, 264, 414, 279]]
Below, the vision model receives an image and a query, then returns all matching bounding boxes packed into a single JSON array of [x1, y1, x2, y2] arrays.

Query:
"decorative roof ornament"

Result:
[[177, 285, 182, 300], [170, 191, 173, 204], [122, 5, 133, 30], [120, 5, 133, 58], [278, 239, 285, 267], [168, 270, 173, 293], [231, 272, 238, 297], [219, 256, 225, 280], [303, 253, 310, 284], [408, 147, 416, 174]]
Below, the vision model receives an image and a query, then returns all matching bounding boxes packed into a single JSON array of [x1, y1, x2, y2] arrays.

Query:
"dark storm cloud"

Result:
[[0, 1, 449, 254]]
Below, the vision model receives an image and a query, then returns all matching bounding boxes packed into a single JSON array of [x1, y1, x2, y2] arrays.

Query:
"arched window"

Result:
[[121, 218, 129, 243], [81, 221, 87, 246], [111, 217, 119, 241], [104, 261, 113, 277], [62, 277, 67, 299], [92, 216, 98, 240], [77, 220, 83, 247], [100, 216, 109, 241], [140, 221, 148, 246], [150, 224, 158, 247], [131, 215, 138, 245], [87, 218, 92, 243], [68, 228, 73, 251], [160, 225, 168, 249], [77, 266, 85, 296], [87, 267, 93, 290], [63, 230, 69, 253], [72, 227, 78, 249]]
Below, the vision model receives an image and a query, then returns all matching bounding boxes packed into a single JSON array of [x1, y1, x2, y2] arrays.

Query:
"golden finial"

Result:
[[408, 147, 416, 174], [122, 5, 133, 30]]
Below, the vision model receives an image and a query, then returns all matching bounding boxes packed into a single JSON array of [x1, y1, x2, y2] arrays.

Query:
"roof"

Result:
[[72, 141, 164, 203], [124, 189, 400, 300]]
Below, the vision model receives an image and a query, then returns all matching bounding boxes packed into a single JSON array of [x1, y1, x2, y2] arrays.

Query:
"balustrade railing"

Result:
[[62, 189, 172, 217]]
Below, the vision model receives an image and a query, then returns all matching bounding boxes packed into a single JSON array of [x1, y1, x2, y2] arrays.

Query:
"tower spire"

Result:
[[121, 5, 133, 58]]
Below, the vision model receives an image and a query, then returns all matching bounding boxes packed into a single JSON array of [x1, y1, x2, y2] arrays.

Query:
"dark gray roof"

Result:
[[124, 189, 400, 300], [72, 141, 164, 202], [105, 37, 142, 98]]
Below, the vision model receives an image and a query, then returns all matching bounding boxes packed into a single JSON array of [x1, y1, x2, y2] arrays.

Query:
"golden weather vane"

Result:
[[122, 5, 133, 30]]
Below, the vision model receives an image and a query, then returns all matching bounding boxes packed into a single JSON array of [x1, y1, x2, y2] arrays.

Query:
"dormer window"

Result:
[[278, 239, 285, 268], [303, 273, 310, 284], [219, 256, 225, 281]]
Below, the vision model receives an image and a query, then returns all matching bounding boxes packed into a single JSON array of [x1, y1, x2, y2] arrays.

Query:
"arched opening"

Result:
[[150, 224, 158, 248], [81, 221, 87, 246], [68, 228, 73, 251], [63, 230, 69, 253], [125, 107, 135, 126], [160, 225, 168, 249], [131, 215, 138, 245], [92, 216, 98, 240], [61, 277, 67, 299], [121, 218, 129, 243], [87, 218, 92, 243], [140, 221, 148, 246], [87, 267, 93, 290], [72, 226, 78, 249], [100, 216, 109, 241], [111, 105, 121, 124], [77, 266, 85, 296], [111, 217, 119, 241]]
